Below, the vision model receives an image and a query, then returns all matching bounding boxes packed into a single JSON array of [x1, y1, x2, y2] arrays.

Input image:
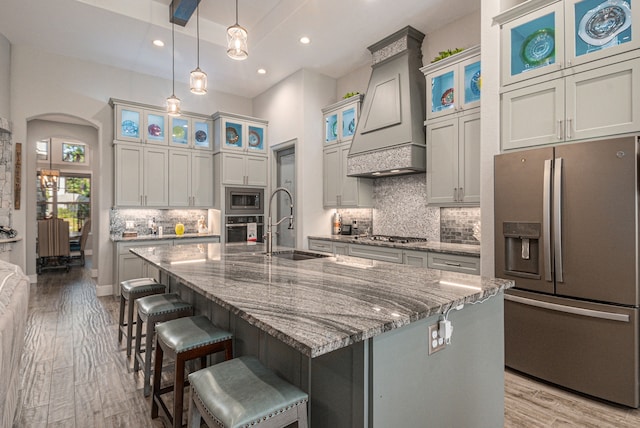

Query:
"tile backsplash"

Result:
[[110, 208, 209, 237], [440, 207, 481, 245]]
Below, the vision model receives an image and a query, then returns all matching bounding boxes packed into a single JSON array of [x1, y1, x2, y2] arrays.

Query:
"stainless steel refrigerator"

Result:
[[494, 136, 639, 408]]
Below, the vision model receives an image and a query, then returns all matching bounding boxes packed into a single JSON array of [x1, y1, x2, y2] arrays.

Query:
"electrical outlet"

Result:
[[428, 324, 446, 355]]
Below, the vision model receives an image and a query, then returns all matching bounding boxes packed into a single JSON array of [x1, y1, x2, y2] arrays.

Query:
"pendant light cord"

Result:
[[235, 0, 239, 25], [196, 4, 200, 68], [171, 1, 175, 94]]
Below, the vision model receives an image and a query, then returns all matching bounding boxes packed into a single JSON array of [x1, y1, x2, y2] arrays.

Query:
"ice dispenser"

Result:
[[503, 222, 540, 279]]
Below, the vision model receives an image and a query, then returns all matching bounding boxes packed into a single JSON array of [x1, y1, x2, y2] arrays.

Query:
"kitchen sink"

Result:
[[267, 250, 331, 261]]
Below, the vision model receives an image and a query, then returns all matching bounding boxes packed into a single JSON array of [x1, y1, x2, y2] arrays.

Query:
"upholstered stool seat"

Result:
[[188, 356, 309, 428], [118, 278, 166, 357], [152, 315, 233, 428], [134, 293, 193, 396]]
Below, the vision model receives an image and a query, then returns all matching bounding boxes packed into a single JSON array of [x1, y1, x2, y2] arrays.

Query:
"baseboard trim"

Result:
[[96, 284, 113, 297]]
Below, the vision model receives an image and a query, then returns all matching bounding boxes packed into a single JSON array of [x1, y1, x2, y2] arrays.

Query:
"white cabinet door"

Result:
[[245, 155, 268, 187], [115, 144, 144, 206], [192, 152, 214, 206], [169, 149, 191, 207], [459, 111, 481, 204], [427, 119, 458, 205], [323, 146, 340, 207], [339, 144, 360, 206], [143, 147, 169, 206], [221, 152, 246, 186], [501, 78, 565, 150], [118, 253, 145, 283], [567, 58, 640, 141]]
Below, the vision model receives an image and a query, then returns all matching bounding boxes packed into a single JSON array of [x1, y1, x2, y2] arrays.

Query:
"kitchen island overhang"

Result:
[[130, 242, 513, 427]]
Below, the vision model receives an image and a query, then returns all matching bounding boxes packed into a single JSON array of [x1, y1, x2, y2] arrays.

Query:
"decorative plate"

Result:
[[520, 28, 555, 66], [148, 123, 161, 137], [470, 71, 481, 96], [248, 130, 261, 147], [578, 0, 631, 46], [195, 130, 207, 143], [122, 120, 138, 136], [441, 88, 454, 106], [226, 127, 240, 145], [172, 125, 185, 140], [348, 118, 356, 134]]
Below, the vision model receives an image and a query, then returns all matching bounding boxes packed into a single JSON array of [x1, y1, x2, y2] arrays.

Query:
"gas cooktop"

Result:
[[367, 235, 428, 244]]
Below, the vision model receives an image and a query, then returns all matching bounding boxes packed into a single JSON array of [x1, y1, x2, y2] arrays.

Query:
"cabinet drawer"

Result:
[[427, 252, 479, 275], [403, 250, 429, 267], [349, 244, 403, 264], [309, 240, 333, 254], [174, 237, 220, 245], [117, 240, 171, 255]]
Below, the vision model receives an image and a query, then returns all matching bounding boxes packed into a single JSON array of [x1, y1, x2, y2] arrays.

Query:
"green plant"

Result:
[[431, 48, 465, 63], [342, 91, 360, 99]]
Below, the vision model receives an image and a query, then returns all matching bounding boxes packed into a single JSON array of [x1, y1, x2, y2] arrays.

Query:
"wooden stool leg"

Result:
[[225, 339, 233, 361], [118, 294, 125, 342], [298, 403, 309, 428], [151, 336, 164, 419], [173, 355, 186, 428], [143, 318, 155, 396], [126, 295, 136, 357], [133, 313, 143, 372]]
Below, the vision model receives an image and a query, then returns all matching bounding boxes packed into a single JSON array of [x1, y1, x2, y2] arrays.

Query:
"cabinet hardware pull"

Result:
[[454, 188, 458, 202], [459, 187, 464, 201], [444, 262, 461, 267], [557, 120, 562, 140], [567, 118, 572, 139]]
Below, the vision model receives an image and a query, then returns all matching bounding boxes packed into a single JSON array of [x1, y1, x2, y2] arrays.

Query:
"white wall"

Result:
[[253, 69, 336, 248], [9, 44, 251, 285], [0, 34, 9, 120]]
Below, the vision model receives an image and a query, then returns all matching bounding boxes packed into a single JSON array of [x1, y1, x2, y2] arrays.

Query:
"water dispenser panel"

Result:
[[503, 222, 541, 279]]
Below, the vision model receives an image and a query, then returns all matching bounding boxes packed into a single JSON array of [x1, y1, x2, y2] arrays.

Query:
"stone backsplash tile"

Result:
[[335, 208, 373, 235], [440, 207, 481, 245], [110, 208, 209, 237]]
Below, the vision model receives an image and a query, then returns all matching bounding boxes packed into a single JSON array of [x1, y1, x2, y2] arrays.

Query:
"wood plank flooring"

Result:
[[12, 260, 640, 427]]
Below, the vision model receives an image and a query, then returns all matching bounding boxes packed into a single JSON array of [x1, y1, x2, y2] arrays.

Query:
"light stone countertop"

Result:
[[110, 232, 220, 242], [130, 242, 511, 358], [308, 235, 481, 257]]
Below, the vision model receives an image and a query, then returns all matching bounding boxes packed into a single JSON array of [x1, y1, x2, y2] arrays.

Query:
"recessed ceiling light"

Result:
[[299, 36, 311, 44], [153, 39, 165, 47], [257, 68, 267, 75]]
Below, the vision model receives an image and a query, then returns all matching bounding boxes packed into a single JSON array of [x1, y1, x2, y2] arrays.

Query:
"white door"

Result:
[[276, 146, 296, 249]]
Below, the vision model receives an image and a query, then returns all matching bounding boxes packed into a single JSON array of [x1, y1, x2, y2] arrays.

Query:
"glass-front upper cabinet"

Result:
[[114, 103, 168, 145], [422, 46, 481, 120], [212, 112, 268, 154], [498, 0, 637, 86], [170, 116, 190, 147], [193, 118, 212, 150], [322, 94, 363, 145]]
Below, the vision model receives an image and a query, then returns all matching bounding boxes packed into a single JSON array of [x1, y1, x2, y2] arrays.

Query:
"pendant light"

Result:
[[167, 1, 181, 116], [190, 2, 207, 94], [227, 0, 248, 60], [40, 139, 60, 190]]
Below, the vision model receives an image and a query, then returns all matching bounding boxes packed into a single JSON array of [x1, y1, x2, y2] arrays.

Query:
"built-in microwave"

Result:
[[225, 187, 264, 215]]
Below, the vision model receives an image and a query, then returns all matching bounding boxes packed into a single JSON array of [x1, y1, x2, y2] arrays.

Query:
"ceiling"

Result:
[[0, 0, 480, 98]]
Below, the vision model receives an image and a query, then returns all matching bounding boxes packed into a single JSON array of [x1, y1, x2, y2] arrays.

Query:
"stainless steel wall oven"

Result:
[[225, 215, 264, 243]]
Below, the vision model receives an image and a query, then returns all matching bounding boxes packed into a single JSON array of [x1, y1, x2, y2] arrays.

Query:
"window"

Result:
[[62, 142, 86, 163], [36, 140, 48, 160], [37, 173, 91, 233]]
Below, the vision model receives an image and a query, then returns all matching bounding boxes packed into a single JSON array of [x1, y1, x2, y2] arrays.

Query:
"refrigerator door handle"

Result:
[[505, 294, 630, 322], [554, 158, 564, 283], [543, 159, 552, 281]]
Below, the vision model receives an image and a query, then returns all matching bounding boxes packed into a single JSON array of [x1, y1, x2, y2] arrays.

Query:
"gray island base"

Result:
[[130, 243, 513, 428]]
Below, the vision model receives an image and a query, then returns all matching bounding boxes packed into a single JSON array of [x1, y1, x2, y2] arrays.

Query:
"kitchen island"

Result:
[[131, 242, 513, 427]]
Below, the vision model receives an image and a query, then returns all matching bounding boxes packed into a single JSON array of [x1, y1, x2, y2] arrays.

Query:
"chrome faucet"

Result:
[[265, 187, 294, 256]]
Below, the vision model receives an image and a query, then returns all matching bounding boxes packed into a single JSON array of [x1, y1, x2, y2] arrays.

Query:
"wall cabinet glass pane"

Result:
[[193, 119, 211, 149], [225, 121, 243, 149], [463, 61, 482, 105], [431, 70, 455, 114], [510, 12, 557, 78], [342, 107, 356, 139], [247, 125, 264, 151], [120, 108, 141, 139], [325, 113, 338, 144], [171, 117, 189, 146], [146, 113, 166, 143], [574, 0, 632, 58]]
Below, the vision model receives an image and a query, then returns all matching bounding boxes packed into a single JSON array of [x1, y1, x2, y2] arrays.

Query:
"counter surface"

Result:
[[308, 235, 480, 257], [110, 232, 220, 242], [131, 243, 511, 358]]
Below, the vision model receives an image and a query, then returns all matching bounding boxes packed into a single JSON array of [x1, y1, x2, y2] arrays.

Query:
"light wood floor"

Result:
[[13, 261, 640, 427]]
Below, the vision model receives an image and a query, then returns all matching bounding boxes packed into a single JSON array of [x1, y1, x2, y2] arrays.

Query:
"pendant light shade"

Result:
[[167, 1, 181, 116], [227, 0, 248, 60], [190, 3, 207, 94]]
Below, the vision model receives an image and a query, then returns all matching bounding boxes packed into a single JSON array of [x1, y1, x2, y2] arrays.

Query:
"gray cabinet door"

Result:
[[323, 146, 340, 207], [427, 118, 457, 205], [115, 144, 143, 206]]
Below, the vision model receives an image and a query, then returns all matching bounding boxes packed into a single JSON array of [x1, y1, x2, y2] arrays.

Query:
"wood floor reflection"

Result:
[[14, 260, 640, 427]]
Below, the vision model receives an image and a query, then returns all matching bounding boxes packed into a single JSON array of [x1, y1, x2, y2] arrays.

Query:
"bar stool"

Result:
[[151, 315, 233, 428], [134, 293, 193, 396], [118, 277, 166, 357], [187, 356, 309, 428]]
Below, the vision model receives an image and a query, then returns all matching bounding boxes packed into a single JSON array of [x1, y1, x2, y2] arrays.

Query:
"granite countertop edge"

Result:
[[308, 235, 480, 257]]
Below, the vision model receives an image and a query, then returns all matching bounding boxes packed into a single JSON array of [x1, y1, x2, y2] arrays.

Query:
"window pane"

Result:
[[62, 143, 86, 163]]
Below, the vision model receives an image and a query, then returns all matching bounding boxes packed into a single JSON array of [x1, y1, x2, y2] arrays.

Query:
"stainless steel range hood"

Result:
[[347, 26, 426, 178]]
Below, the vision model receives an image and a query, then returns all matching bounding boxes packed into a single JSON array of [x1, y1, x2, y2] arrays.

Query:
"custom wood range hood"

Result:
[[347, 26, 427, 178]]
